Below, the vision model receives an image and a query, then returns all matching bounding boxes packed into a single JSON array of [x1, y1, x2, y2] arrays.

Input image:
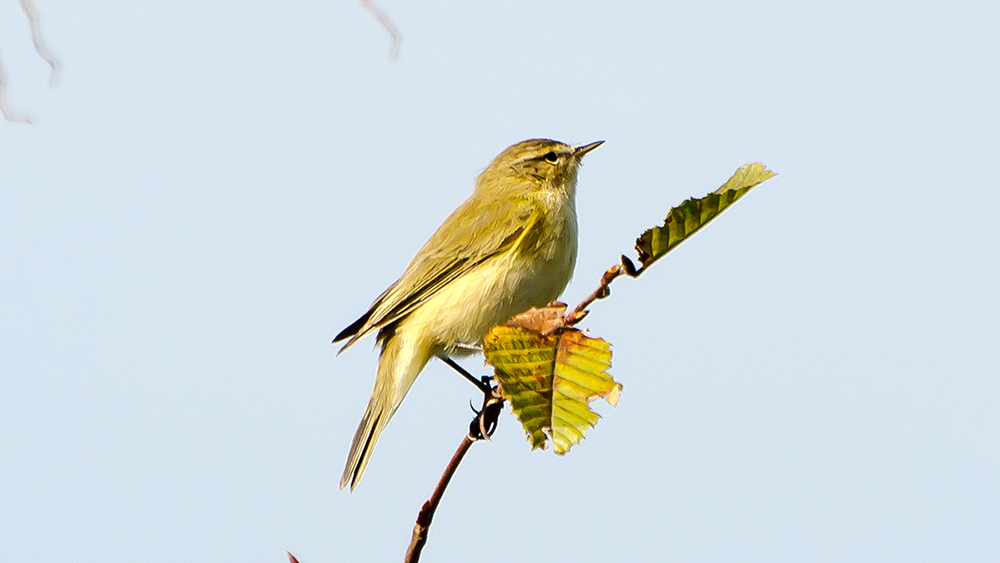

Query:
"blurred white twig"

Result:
[[0, 49, 32, 124], [2, 0, 58, 123], [358, 0, 401, 61], [20, 0, 59, 85]]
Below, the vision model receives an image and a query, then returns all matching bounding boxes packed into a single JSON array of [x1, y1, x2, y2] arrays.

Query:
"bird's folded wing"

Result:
[[334, 197, 540, 351]]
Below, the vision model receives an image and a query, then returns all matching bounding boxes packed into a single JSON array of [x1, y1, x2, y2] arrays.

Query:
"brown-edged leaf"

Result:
[[483, 326, 620, 454]]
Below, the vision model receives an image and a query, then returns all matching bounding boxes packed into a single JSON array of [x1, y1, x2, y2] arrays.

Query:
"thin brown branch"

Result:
[[358, 0, 402, 61], [405, 383, 503, 562], [405, 435, 474, 563], [565, 262, 626, 326], [20, 0, 59, 85]]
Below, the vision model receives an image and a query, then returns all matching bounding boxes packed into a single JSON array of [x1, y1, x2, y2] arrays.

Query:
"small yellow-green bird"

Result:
[[333, 138, 603, 490]]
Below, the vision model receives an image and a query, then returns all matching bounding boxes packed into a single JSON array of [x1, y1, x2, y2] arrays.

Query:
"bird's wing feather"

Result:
[[335, 197, 539, 351]]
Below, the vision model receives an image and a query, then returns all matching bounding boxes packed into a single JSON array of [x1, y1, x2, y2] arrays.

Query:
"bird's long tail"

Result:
[[340, 333, 430, 491]]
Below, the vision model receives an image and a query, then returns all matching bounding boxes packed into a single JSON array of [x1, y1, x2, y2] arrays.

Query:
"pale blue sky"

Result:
[[2, 1, 998, 561]]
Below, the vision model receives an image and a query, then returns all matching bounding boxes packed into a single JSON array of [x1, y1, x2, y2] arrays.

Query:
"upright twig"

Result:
[[563, 264, 623, 326], [404, 377, 503, 563], [562, 252, 647, 327], [404, 436, 473, 563]]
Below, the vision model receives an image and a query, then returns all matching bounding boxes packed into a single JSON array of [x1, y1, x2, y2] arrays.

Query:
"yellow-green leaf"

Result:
[[633, 163, 776, 272], [483, 326, 620, 455], [482, 326, 557, 450]]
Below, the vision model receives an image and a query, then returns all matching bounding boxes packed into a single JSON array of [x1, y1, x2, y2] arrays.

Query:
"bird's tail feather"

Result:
[[339, 396, 390, 491], [340, 333, 431, 491]]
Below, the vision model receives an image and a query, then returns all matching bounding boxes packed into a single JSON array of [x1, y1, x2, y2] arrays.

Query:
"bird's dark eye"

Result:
[[543, 151, 558, 163]]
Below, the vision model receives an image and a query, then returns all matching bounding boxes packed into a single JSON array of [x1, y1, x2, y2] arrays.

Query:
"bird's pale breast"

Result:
[[403, 200, 577, 356]]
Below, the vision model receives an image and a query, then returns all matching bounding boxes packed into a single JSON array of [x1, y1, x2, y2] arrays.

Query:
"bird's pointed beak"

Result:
[[573, 140, 604, 158]]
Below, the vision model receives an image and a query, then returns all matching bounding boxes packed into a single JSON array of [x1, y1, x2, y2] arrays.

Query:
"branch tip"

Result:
[[565, 262, 626, 325]]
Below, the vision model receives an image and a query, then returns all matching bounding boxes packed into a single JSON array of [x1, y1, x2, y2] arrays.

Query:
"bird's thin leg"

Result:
[[437, 355, 491, 394]]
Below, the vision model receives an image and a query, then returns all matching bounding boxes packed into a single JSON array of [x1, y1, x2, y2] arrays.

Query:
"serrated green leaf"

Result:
[[634, 163, 776, 272], [483, 327, 620, 455], [550, 330, 616, 454]]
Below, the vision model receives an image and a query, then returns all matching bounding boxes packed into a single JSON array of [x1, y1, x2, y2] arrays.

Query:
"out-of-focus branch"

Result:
[[358, 0, 401, 61], [0, 53, 32, 124], [20, 0, 59, 85], [3, 0, 59, 123]]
